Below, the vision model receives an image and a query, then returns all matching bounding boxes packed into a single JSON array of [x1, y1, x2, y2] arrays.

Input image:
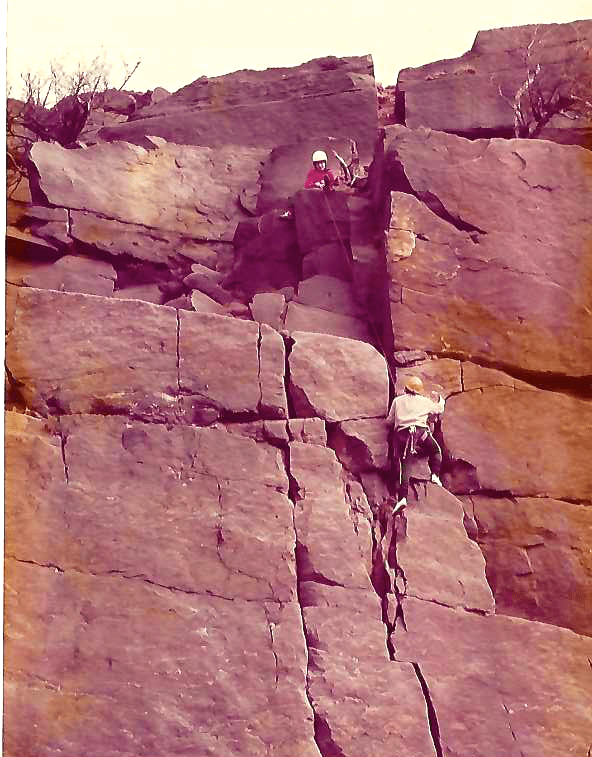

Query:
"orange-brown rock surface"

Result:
[[5, 33, 592, 757]]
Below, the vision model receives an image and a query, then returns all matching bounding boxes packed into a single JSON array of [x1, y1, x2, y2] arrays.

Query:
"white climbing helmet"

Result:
[[312, 150, 328, 163]]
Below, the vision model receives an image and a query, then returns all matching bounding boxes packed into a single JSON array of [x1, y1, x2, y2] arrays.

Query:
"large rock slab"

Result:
[[397, 20, 592, 144], [98, 56, 378, 156], [179, 311, 284, 417], [5, 288, 179, 421], [306, 650, 437, 757], [397, 486, 495, 612], [443, 383, 592, 500], [19, 254, 116, 296], [31, 140, 268, 241], [4, 412, 319, 756], [70, 210, 225, 269], [5, 562, 318, 757], [290, 441, 374, 591], [384, 129, 592, 377], [466, 494, 592, 636], [284, 301, 371, 342], [395, 598, 592, 757], [7, 413, 289, 598], [288, 331, 389, 421], [6, 289, 288, 423]]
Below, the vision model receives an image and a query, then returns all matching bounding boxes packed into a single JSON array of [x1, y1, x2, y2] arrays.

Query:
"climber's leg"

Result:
[[393, 428, 411, 507], [418, 431, 443, 485]]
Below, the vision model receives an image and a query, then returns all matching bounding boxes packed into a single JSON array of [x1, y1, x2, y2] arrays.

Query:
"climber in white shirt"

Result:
[[385, 375, 445, 513]]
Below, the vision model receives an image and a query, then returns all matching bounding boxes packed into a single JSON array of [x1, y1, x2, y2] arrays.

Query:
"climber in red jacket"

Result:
[[304, 150, 339, 190], [386, 375, 445, 514]]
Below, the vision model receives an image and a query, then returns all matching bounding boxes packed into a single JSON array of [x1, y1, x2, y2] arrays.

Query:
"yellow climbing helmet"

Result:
[[404, 376, 424, 394], [312, 150, 328, 163]]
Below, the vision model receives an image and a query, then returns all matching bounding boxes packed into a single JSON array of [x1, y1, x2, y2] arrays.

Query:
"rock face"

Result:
[[288, 331, 389, 421], [384, 127, 592, 377], [397, 20, 592, 145], [381, 120, 592, 638], [31, 140, 268, 241], [98, 56, 378, 159], [5, 37, 592, 757], [5, 412, 318, 757]]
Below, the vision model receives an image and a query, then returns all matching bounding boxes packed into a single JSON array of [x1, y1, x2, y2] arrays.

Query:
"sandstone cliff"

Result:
[[5, 22, 592, 757]]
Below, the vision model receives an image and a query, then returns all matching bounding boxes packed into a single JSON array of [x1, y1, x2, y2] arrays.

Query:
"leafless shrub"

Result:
[[498, 27, 592, 138]]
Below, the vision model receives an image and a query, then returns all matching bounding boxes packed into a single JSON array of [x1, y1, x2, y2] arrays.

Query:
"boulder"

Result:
[[443, 382, 592, 500], [190, 289, 226, 314], [249, 292, 286, 331], [90, 88, 137, 115], [183, 272, 233, 305], [288, 331, 389, 421], [163, 294, 192, 310], [296, 275, 365, 317], [113, 283, 165, 304], [397, 20, 592, 145], [22, 255, 116, 296], [31, 140, 269, 241], [284, 301, 371, 342], [98, 56, 378, 156], [384, 128, 592, 377], [150, 86, 171, 104]]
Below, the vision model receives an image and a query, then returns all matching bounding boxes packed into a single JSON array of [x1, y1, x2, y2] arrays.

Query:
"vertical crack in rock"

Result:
[[175, 308, 181, 395], [256, 324, 264, 412], [283, 443, 332, 757], [282, 334, 296, 419], [502, 703, 525, 757], [412, 662, 444, 757], [57, 416, 70, 484], [263, 606, 280, 688]]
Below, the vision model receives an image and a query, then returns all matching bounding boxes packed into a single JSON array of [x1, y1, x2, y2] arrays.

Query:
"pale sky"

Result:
[[5, 0, 592, 97]]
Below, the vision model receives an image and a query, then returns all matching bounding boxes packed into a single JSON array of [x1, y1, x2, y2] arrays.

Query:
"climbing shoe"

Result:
[[431, 474, 443, 487], [392, 498, 407, 515]]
